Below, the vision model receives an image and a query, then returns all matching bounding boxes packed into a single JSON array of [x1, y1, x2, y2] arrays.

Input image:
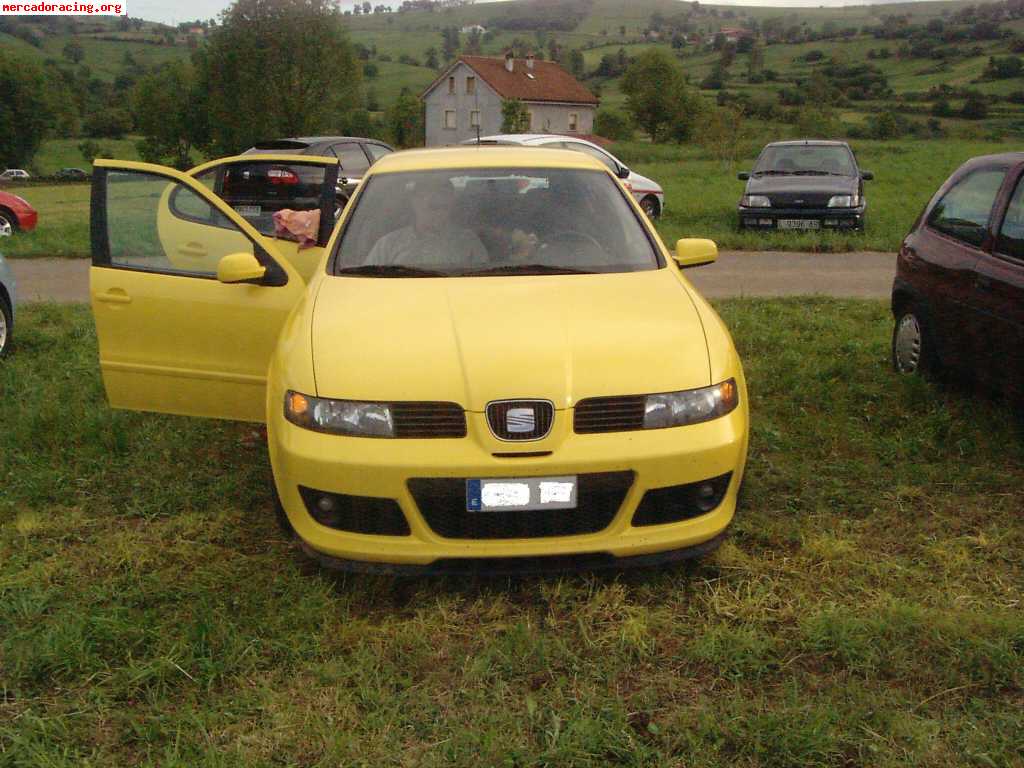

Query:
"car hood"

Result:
[[310, 269, 710, 411], [745, 174, 858, 197], [628, 170, 662, 194]]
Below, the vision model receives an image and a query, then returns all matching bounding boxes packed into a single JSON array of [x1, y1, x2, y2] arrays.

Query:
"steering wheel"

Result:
[[541, 230, 607, 260]]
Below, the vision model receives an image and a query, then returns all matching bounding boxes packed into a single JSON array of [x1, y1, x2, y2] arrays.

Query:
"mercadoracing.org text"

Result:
[[2, 2, 124, 14]]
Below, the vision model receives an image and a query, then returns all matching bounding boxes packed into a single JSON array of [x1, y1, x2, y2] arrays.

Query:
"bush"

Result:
[[594, 109, 634, 142], [961, 92, 989, 119]]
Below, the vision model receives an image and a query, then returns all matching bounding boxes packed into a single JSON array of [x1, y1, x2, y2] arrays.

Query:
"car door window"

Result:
[[331, 143, 370, 174], [106, 170, 254, 276], [364, 143, 392, 163], [563, 142, 619, 173], [927, 168, 1007, 248], [995, 174, 1024, 261]]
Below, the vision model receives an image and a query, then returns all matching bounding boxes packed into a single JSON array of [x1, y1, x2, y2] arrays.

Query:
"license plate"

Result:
[[466, 476, 577, 512], [778, 219, 820, 230], [234, 205, 261, 217]]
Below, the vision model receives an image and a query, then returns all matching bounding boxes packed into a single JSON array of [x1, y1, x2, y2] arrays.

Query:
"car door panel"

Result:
[[186, 154, 339, 281], [90, 160, 306, 422]]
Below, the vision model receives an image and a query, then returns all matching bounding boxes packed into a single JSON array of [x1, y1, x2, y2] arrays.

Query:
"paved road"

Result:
[[9, 251, 896, 305]]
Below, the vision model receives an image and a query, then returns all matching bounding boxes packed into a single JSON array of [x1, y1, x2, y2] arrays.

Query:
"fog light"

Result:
[[316, 494, 336, 514], [695, 483, 719, 512]]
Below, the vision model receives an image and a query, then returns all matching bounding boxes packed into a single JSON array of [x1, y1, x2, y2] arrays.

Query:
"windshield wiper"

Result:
[[335, 264, 447, 277], [458, 263, 596, 276], [753, 170, 792, 176]]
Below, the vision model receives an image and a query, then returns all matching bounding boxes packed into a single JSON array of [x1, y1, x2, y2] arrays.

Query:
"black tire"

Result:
[[892, 303, 938, 376], [640, 195, 660, 220], [0, 209, 17, 238], [0, 293, 12, 358]]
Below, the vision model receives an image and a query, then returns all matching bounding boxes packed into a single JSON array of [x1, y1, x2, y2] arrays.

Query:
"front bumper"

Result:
[[17, 209, 38, 233], [738, 206, 864, 230], [269, 406, 748, 570]]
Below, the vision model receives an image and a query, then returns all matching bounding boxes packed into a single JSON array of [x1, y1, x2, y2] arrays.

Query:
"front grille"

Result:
[[299, 486, 410, 535], [768, 192, 832, 209], [631, 473, 732, 527], [574, 395, 646, 434], [392, 402, 467, 438], [486, 400, 554, 441], [408, 471, 634, 539]]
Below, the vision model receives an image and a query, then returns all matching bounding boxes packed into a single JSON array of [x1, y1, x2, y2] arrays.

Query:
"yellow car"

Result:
[[90, 147, 749, 573]]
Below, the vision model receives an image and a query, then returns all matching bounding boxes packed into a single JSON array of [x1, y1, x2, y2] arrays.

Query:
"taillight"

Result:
[[268, 167, 300, 185]]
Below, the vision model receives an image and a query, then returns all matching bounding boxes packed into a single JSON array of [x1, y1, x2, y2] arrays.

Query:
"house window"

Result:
[[448, 77, 455, 95], [470, 110, 480, 127], [528, 110, 536, 130], [466, 76, 476, 95], [444, 110, 457, 129], [568, 113, 579, 132]]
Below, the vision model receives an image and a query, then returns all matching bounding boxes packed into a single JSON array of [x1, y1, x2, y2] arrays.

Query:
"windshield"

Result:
[[331, 167, 660, 277], [753, 145, 856, 176]]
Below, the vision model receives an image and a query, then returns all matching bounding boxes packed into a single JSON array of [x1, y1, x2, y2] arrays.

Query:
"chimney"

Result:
[[505, 50, 514, 72], [526, 52, 535, 70]]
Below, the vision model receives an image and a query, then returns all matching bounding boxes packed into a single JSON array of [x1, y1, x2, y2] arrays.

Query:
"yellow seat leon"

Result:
[[89, 148, 749, 573]]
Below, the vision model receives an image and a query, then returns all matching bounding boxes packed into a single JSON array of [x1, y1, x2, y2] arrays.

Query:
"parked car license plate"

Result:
[[234, 205, 261, 217], [778, 219, 820, 230], [466, 476, 577, 512]]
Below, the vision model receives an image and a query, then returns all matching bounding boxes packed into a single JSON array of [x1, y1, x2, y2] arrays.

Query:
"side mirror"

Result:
[[861, 170, 874, 181], [674, 238, 718, 269], [217, 252, 267, 284], [737, 171, 750, 181], [616, 165, 631, 180]]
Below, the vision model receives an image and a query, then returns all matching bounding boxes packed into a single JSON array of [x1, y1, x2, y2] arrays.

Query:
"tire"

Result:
[[0, 293, 12, 358], [334, 196, 349, 221], [0, 209, 16, 238], [640, 196, 660, 220], [892, 303, 937, 376]]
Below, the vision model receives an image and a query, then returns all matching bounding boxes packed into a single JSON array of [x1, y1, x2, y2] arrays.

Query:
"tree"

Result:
[[132, 62, 205, 169], [387, 87, 423, 147], [441, 26, 460, 62], [195, 0, 362, 155], [77, 139, 108, 166], [621, 49, 700, 142], [568, 48, 585, 79], [961, 92, 988, 119], [594, 109, 633, 141], [500, 98, 530, 133], [62, 40, 85, 64], [0, 53, 51, 169], [425, 46, 440, 69]]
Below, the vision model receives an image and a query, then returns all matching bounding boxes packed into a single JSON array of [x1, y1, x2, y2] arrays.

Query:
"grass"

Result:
[[1, 300, 1022, 766], [0, 183, 90, 259]]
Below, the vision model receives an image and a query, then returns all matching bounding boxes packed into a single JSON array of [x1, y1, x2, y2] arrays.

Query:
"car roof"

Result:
[[958, 151, 1024, 167], [473, 133, 597, 145], [250, 136, 389, 149], [368, 146, 608, 174], [764, 139, 851, 148]]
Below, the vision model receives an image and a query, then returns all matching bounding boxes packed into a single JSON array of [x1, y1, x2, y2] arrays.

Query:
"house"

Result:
[[719, 26, 753, 43], [421, 53, 599, 147], [460, 24, 487, 35]]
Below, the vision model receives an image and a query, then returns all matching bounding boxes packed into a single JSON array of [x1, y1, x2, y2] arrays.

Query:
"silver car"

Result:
[[0, 251, 15, 356], [466, 134, 666, 219]]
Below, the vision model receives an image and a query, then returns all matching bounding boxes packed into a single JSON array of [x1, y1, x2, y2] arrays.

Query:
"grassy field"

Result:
[[2, 136, 1012, 259], [1, 301, 1021, 765]]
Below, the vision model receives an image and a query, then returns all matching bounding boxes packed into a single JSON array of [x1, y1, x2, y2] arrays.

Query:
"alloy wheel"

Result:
[[0, 215, 12, 238]]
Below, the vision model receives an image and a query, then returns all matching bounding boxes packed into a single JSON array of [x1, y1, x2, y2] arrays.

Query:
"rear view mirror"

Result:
[[616, 165, 631, 180], [674, 238, 718, 269], [737, 172, 750, 181], [861, 170, 874, 181], [217, 252, 267, 284]]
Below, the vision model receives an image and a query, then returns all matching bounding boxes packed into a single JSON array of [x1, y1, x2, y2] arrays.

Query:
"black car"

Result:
[[243, 136, 394, 211], [55, 167, 89, 181], [737, 140, 872, 232]]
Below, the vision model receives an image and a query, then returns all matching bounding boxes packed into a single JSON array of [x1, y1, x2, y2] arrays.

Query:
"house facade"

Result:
[[422, 54, 599, 147]]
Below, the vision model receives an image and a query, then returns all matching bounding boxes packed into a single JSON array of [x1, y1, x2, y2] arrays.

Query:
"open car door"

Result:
[[90, 159, 307, 423], [186, 154, 340, 281]]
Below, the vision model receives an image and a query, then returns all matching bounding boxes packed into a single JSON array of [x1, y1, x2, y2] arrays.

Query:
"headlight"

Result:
[[828, 194, 859, 208], [740, 195, 771, 208], [285, 391, 394, 437], [643, 379, 739, 429]]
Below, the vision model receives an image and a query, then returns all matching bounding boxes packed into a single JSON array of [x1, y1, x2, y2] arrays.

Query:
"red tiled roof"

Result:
[[424, 55, 599, 105]]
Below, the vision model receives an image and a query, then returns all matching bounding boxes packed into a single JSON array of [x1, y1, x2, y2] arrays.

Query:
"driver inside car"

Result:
[[366, 175, 488, 267]]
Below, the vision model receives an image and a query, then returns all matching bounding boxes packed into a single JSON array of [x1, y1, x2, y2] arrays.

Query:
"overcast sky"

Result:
[[130, 0, 938, 27]]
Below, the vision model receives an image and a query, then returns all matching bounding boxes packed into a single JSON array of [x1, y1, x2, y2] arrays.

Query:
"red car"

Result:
[[892, 152, 1024, 395], [0, 190, 38, 237]]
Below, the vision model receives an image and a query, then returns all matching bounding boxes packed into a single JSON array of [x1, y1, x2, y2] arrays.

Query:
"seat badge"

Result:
[[506, 407, 536, 434]]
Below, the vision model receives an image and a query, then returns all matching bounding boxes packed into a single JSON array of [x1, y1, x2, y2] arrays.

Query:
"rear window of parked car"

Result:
[[927, 167, 1007, 248]]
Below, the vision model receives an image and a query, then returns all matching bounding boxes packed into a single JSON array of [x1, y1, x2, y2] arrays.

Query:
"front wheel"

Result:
[[892, 305, 936, 375], [0, 293, 12, 357], [0, 210, 16, 238], [640, 196, 660, 220]]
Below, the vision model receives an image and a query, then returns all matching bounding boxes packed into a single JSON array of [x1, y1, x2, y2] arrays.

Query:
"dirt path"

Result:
[[8, 251, 896, 304]]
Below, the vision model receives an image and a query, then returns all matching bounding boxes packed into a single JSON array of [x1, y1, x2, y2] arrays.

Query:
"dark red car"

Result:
[[0, 190, 38, 237], [892, 153, 1024, 394]]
